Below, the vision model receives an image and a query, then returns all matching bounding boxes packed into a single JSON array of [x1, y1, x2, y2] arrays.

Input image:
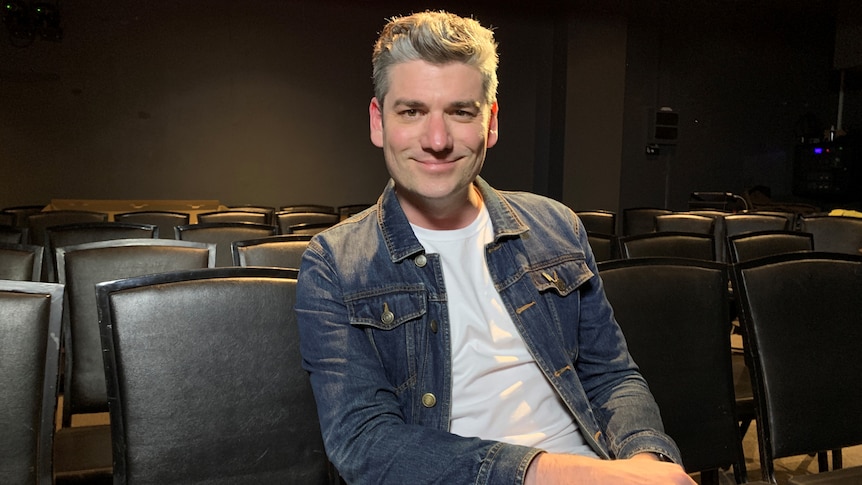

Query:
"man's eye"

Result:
[[453, 110, 476, 118], [401, 109, 420, 117]]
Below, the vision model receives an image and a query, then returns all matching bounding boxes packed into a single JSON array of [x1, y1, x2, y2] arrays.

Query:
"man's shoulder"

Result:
[[495, 189, 574, 218]]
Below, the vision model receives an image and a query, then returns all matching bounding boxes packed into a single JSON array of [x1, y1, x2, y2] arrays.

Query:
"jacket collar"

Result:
[[378, 176, 529, 263]]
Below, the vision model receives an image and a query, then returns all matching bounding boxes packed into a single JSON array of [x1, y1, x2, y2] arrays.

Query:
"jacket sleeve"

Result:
[[569, 212, 684, 463], [295, 240, 543, 485]]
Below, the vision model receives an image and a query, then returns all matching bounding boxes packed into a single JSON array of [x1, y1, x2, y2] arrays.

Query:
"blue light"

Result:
[[813, 147, 823, 155]]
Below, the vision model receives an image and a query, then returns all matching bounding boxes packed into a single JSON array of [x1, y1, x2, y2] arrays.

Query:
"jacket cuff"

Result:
[[615, 430, 684, 465], [477, 442, 544, 485]]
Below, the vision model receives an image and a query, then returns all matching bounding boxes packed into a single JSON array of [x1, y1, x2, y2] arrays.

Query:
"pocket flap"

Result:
[[529, 258, 594, 296], [346, 286, 427, 330]]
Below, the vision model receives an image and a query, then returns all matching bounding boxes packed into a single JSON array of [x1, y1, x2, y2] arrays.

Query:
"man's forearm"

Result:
[[524, 452, 696, 485]]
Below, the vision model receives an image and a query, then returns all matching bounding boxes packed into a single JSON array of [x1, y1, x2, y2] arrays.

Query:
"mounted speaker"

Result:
[[649, 108, 679, 144]]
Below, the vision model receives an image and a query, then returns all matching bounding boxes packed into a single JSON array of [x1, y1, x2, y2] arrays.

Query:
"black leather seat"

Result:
[[227, 205, 277, 225], [46, 222, 158, 283], [621, 207, 672, 236], [175, 222, 278, 267], [733, 252, 862, 484], [231, 234, 312, 268], [0, 242, 44, 281], [599, 258, 747, 483], [728, 230, 813, 264], [0, 225, 27, 244], [27, 211, 109, 281], [96, 267, 331, 484], [0, 279, 65, 485], [114, 211, 191, 240], [196, 210, 270, 225], [586, 232, 617, 262], [618, 231, 716, 261], [575, 210, 617, 235], [275, 211, 340, 235], [55, 239, 216, 426], [798, 215, 862, 255]]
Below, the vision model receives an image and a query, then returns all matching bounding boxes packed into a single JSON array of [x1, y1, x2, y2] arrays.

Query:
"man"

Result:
[[296, 10, 696, 485]]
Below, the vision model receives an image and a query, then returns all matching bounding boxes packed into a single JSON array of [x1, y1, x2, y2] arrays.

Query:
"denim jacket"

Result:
[[296, 177, 682, 485]]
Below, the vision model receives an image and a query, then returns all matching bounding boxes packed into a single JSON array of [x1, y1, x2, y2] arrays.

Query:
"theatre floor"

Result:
[[62, 402, 861, 485], [700, 429, 862, 484]]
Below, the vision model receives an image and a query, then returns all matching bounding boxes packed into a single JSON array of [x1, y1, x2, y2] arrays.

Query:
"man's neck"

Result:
[[398, 185, 484, 231]]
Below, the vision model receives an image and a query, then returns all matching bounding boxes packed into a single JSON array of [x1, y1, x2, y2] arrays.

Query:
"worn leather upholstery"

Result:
[[56, 238, 215, 423], [96, 267, 330, 484], [175, 222, 278, 267], [734, 252, 862, 484], [0, 242, 44, 281], [599, 258, 746, 483], [230, 234, 312, 268], [0, 280, 64, 485]]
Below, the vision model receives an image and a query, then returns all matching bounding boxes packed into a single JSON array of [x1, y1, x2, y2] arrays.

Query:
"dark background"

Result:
[[2, 0, 859, 213]]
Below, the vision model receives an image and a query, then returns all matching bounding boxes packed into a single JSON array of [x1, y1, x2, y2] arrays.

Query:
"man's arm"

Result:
[[525, 452, 696, 485]]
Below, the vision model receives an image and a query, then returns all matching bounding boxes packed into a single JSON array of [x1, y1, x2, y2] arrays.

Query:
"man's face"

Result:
[[369, 60, 498, 213]]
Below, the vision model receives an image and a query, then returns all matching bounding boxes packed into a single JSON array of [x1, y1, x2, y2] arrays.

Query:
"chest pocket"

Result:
[[346, 286, 427, 330], [528, 258, 594, 296]]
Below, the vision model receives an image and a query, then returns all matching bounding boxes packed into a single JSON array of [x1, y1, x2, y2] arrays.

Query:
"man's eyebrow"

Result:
[[391, 99, 426, 109], [450, 100, 481, 110], [390, 99, 481, 110]]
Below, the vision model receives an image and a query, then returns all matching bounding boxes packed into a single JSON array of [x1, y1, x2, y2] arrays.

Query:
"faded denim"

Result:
[[296, 176, 682, 485]]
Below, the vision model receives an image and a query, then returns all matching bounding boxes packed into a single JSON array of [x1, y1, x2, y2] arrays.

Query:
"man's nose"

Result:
[[420, 112, 453, 152]]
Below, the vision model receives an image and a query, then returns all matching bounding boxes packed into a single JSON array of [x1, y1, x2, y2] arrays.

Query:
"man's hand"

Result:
[[524, 452, 697, 485]]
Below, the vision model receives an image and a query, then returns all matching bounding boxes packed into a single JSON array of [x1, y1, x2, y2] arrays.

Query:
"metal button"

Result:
[[430, 319, 438, 333], [381, 302, 395, 325], [421, 393, 437, 408], [414, 254, 427, 267]]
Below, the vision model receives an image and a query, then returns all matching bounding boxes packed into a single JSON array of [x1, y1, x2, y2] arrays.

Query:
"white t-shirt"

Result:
[[412, 205, 597, 456]]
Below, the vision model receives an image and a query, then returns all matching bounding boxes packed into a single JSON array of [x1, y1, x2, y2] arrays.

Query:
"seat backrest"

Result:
[[598, 258, 744, 477], [175, 222, 278, 267], [0, 280, 64, 485], [685, 210, 729, 262], [114, 211, 191, 240], [45, 222, 158, 283], [56, 239, 215, 423], [231, 234, 312, 268], [733, 252, 862, 483], [619, 232, 716, 261], [724, 214, 790, 238], [621, 207, 672, 236], [727, 230, 813, 263], [278, 204, 336, 214], [96, 267, 330, 484], [747, 210, 798, 230], [0, 225, 26, 244], [0, 243, 44, 281], [27, 210, 108, 246], [575, 210, 617, 235], [196, 210, 269, 225], [799, 215, 862, 255], [275, 211, 340, 235], [227, 206, 276, 225], [1, 205, 45, 229], [287, 221, 337, 236], [655, 213, 716, 235], [337, 204, 373, 220], [586, 232, 617, 262]]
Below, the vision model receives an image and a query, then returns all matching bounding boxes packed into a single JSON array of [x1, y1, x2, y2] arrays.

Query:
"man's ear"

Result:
[[369, 97, 384, 148], [487, 102, 499, 148]]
